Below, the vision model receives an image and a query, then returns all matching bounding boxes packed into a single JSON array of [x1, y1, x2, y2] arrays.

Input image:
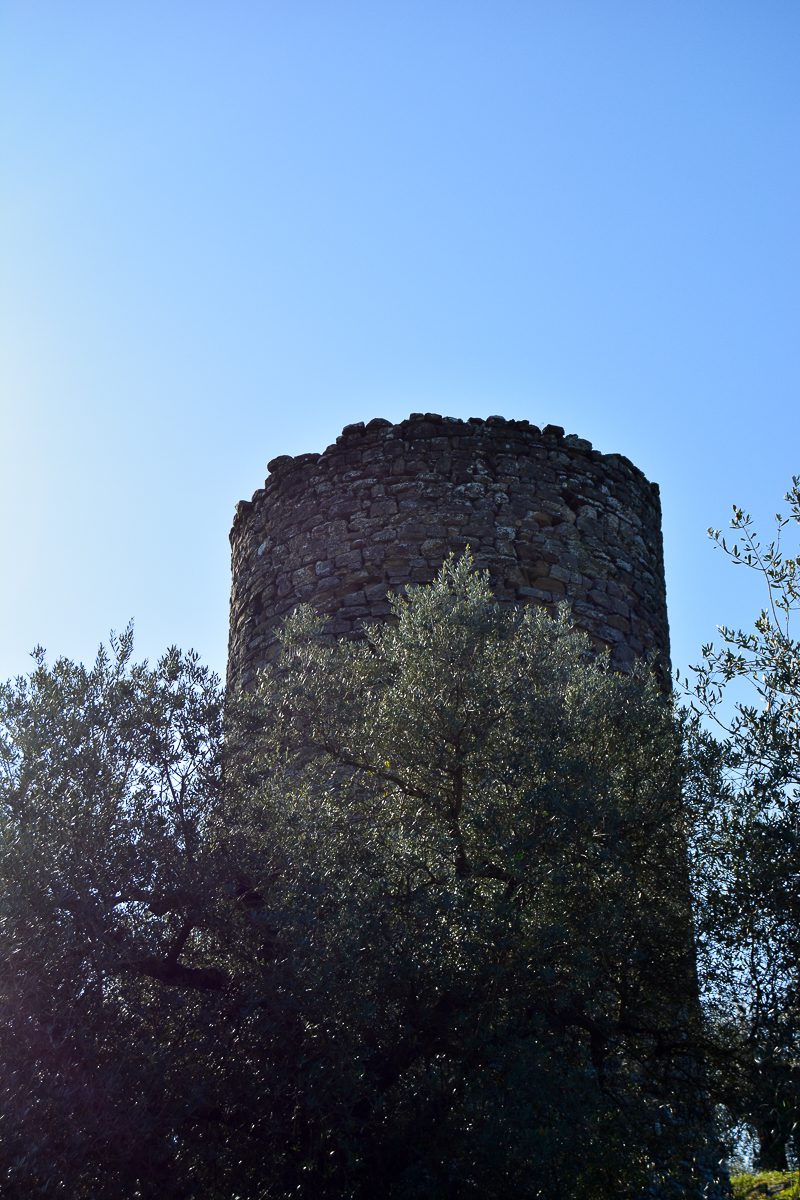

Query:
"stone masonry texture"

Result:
[[227, 414, 670, 691]]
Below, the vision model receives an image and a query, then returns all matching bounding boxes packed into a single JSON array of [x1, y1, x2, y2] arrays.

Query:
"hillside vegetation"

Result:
[[732, 1172, 800, 1199]]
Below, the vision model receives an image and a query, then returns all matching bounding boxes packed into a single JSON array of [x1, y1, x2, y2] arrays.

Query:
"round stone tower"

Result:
[[228, 414, 670, 691]]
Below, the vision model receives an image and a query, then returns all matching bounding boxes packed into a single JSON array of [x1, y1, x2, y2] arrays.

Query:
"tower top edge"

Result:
[[230, 413, 660, 534]]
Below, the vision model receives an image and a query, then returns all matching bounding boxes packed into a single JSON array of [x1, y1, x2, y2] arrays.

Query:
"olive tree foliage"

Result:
[[685, 479, 800, 1170], [0, 628, 237, 1197], [0, 564, 726, 1198], [231, 555, 724, 1199]]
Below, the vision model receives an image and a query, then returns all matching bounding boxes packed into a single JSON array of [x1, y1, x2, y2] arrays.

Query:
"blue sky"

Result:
[[1, 2, 798, 684]]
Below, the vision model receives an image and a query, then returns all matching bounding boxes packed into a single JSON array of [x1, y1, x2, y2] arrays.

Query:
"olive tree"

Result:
[[0, 563, 726, 1197], [0, 629, 235, 1197], [686, 479, 800, 1170], [231, 554, 724, 1198]]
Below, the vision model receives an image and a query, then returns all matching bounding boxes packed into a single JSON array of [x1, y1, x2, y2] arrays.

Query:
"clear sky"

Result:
[[1, 2, 798, 684]]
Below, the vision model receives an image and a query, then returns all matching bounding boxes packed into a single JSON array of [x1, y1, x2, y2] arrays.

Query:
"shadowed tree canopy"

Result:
[[0, 560, 725, 1198]]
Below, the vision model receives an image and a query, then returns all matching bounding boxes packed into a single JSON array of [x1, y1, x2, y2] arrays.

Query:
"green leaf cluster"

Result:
[[686, 480, 800, 1172], [228, 555, 723, 1197], [0, 559, 727, 1197]]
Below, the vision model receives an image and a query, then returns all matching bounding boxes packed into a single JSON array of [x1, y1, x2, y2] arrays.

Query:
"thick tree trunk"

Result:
[[755, 1120, 788, 1172]]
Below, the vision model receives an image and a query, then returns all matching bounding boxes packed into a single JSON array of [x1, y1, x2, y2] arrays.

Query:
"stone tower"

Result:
[[228, 414, 669, 690]]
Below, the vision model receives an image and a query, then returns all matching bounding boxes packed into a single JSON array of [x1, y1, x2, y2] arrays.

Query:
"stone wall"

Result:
[[228, 414, 670, 690]]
